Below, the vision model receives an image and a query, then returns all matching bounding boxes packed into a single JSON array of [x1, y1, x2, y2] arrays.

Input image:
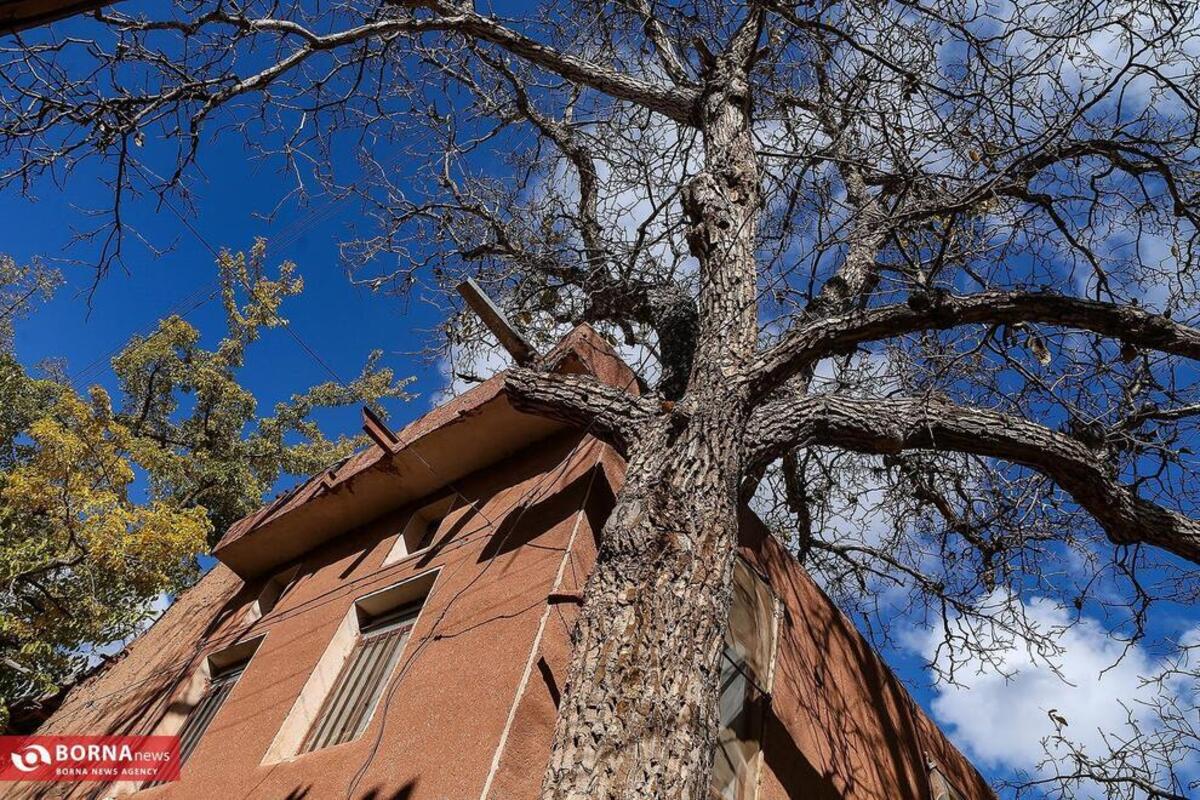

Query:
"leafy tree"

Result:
[[0, 255, 60, 352], [0, 242, 412, 729], [2, 2, 1200, 798]]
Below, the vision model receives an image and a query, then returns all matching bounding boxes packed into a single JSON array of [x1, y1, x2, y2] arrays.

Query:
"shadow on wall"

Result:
[[250, 780, 418, 800], [222, 783, 415, 800], [477, 463, 605, 563], [16, 579, 259, 800], [753, 534, 936, 800], [359, 783, 417, 800]]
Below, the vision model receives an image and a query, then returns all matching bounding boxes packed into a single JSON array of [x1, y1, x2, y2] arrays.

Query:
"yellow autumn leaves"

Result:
[[3, 391, 210, 594], [1, 241, 413, 727]]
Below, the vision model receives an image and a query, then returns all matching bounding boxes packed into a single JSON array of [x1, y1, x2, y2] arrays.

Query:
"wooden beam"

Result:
[[457, 278, 538, 365], [361, 405, 400, 451]]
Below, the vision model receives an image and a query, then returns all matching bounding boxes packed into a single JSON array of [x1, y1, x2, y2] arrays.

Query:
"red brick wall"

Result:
[[14, 431, 990, 800]]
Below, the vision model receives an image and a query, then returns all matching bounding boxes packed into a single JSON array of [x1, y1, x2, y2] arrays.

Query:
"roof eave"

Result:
[[211, 324, 636, 579]]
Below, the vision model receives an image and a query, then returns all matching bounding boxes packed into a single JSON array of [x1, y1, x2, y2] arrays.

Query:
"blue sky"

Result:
[[3, 5, 1198, 797], [3, 124, 445, 443]]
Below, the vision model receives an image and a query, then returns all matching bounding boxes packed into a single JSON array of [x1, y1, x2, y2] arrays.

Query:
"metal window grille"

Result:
[[301, 607, 418, 752], [146, 662, 246, 787]]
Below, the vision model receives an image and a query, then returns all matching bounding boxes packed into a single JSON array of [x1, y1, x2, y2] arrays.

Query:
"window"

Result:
[[246, 564, 300, 624], [146, 637, 262, 786], [174, 661, 246, 764], [262, 568, 436, 762], [384, 496, 456, 564], [711, 560, 779, 800], [262, 570, 438, 764], [300, 603, 419, 752], [928, 761, 966, 800]]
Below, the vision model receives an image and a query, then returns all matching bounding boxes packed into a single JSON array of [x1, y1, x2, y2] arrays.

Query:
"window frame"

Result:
[[246, 564, 301, 624], [928, 761, 967, 800], [298, 602, 422, 753], [384, 496, 458, 565], [710, 558, 780, 800], [261, 568, 439, 764], [141, 635, 264, 789]]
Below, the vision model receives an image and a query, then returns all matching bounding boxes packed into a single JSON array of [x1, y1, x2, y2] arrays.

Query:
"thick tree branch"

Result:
[[615, 0, 693, 86], [398, 0, 699, 121], [746, 394, 1200, 566], [504, 368, 656, 455], [749, 291, 1200, 399]]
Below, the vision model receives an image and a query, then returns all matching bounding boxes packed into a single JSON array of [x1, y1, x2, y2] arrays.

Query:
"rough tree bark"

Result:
[[534, 23, 763, 800]]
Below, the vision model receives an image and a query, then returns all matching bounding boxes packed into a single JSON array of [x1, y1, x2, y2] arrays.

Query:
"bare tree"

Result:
[[2, 0, 1199, 797]]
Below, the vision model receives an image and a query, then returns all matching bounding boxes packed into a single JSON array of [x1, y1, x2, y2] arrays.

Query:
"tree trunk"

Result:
[[539, 407, 746, 799], [540, 33, 762, 800]]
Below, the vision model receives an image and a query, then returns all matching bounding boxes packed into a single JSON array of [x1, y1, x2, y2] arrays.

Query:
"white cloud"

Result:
[[916, 596, 1189, 779]]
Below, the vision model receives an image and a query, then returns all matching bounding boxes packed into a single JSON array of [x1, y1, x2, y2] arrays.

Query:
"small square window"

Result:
[[384, 496, 456, 565], [246, 564, 300, 624]]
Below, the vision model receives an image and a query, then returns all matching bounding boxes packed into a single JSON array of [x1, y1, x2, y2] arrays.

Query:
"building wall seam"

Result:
[[477, 454, 602, 800]]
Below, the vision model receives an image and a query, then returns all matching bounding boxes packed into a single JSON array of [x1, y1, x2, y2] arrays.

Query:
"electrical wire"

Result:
[[38, 151, 649, 800], [39, 445, 590, 731], [341, 366, 640, 799], [68, 151, 406, 391]]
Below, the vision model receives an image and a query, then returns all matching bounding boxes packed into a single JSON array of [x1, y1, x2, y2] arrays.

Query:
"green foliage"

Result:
[[0, 241, 413, 726], [0, 255, 60, 353]]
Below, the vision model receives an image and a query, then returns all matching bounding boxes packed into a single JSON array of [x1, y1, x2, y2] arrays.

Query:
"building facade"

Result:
[[10, 327, 992, 800]]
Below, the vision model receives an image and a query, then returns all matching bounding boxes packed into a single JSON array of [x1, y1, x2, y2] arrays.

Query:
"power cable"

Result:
[[342, 362, 641, 799], [42, 155, 647, 800], [68, 150, 406, 391]]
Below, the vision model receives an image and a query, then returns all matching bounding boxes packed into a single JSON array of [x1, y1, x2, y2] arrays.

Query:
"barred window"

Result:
[[301, 603, 420, 752], [177, 662, 245, 763], [146, 660, 247, 788]]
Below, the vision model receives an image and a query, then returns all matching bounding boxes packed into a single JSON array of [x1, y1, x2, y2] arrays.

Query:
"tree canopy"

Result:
[[1, 0, 1199, 796], [0, 241, 411, 729]]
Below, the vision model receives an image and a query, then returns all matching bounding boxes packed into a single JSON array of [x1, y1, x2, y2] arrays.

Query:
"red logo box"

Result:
[[0, 735, 180, 783]]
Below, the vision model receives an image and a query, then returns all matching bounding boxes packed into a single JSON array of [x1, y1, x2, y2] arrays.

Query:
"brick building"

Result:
[[10, 326, 992, 800]]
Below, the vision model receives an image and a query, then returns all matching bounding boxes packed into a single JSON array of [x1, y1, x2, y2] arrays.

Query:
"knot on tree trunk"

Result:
[[681, 167, 760, 259], [681, 172, 723, 259], [648, 287, 699, 400]]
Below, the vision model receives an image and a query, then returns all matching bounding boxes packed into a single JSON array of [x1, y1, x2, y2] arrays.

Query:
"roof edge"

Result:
[[211, 324, 635, 578]]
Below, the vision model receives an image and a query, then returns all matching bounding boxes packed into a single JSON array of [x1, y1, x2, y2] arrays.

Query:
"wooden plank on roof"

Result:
[[457, 278, 538, 365]]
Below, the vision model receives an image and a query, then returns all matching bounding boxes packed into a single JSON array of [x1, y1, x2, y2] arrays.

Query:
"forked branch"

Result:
[[394, 0, 698, 121], [746, 394, 1200, 565]]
